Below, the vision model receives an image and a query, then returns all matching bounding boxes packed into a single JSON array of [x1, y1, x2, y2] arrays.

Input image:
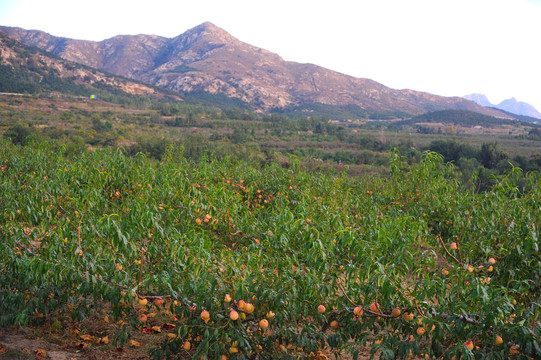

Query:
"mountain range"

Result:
[[463, 94, 541, 120], [0, 22, 516, 118], [0, 30, 177, 100]]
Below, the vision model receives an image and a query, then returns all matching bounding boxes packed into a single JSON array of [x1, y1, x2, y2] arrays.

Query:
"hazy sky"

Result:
[[1, 0, 540, 111]]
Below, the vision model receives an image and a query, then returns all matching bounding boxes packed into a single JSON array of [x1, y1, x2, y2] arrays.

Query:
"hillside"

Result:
[[0, 30, 175, 100], [1, 23, 511, 117]]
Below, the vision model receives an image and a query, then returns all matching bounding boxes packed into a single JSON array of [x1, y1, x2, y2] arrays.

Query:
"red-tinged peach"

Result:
[[183, 341, 191, 350], [488, 258, 496, 265], [200, 310, 210, 322], [224, 294, 232, 302], [330, 320, 339, 329], [369, 302, 380, 313], [353, 306, 363, 316], [442, 269, 449, 276], [494, 335, 503, 346], [487, 265, 493, 272], [450, 242, 458, 250], [229, 310, 239, 321], [416, 327, 425, 336], [392, 308, 401, 317], [403, 313, 414, 321], [317, 305, 326, 314], [464, 340, 474, 351], [139, 314, 147, 323], [238, 300, 246, 310], [154, 297, 163, 306]]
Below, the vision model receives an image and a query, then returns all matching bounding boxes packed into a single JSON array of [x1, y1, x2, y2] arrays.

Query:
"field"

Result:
[[1, 138, 540, 359]]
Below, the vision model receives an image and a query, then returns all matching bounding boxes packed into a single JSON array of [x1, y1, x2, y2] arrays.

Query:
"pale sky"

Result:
[[1, 0, 540, 111]]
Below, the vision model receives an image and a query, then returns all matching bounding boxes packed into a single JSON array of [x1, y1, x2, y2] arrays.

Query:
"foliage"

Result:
[[0, 141, 539, 359]]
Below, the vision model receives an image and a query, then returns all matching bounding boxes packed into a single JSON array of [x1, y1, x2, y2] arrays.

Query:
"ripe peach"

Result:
[[487, 265, 494, 272], [353, 306, 363, 316], [139, 314, 147, 323], [259, 319, 269, 329], [317, 305, 326, 313], [244, 303, 255, 314], [238, 300, 246, 310], [200, 310, 210, 322], [464, 340, 474, 351], [403, 313, 414, 321], [392, 308, 401, 317], [369, 302, 380, 313], [224, 294, 232, 302], [442, 269, 449, 276], [330, 320, 339, 328], [450, 242, 458, 250], [138, 298, 148, 306], [494, 335, 503, 346], [230, 310, 239, 321], [183, 341, 191, 350], [488, 258, 496, 265], [154, 297, 163, 306], [416, 327, 425, 336]]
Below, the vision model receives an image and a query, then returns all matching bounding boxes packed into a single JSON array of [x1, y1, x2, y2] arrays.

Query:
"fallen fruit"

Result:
[[139, 314, 147, 323]]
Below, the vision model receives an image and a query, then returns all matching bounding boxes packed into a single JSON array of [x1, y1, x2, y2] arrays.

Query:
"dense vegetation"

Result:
[[0, 139, 540, 359]]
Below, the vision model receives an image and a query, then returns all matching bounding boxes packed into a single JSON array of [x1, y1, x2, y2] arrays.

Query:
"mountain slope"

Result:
[[0, 30, 173, 99], [1, 23, 509, 117], [464, 93, 541, 120]]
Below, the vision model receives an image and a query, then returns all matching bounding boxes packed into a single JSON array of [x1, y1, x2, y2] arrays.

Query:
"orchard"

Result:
[[0, 140, 539, 359]]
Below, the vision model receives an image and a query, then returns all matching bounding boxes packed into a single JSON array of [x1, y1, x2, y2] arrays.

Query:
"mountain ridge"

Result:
[[1, 23, 510, 117], [464, 93, 541, 120], [0, 30, 176, 100]]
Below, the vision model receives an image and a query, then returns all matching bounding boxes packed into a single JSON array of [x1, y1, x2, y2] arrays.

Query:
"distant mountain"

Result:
[[463, 94, 492, 108], [464, 93, 541, 120], [1, 23, 511, 118], [496, 98, 541, 120], [0, 30, 174, 100]]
